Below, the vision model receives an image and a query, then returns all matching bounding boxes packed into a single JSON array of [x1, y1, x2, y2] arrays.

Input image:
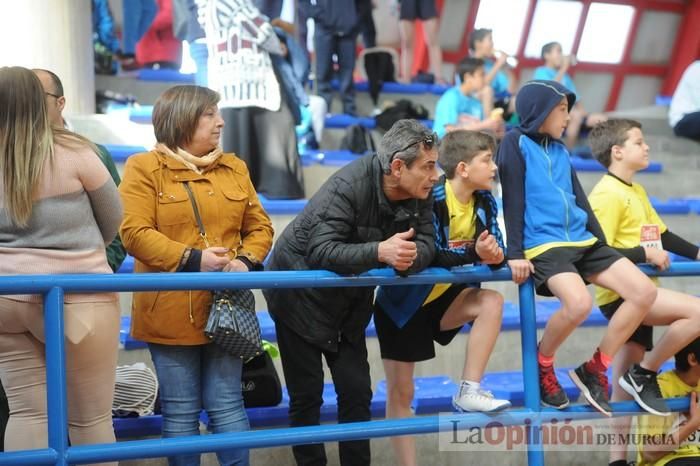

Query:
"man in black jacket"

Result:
[[263, 119, 439, 466]]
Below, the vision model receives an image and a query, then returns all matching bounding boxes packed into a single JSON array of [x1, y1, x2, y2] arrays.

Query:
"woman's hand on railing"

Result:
[[223, 259, 250, 273], [200, 247, 231, 272]]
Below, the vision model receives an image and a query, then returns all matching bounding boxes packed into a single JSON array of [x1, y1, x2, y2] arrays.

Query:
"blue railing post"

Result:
[[518, 279, 544, 466], [44, 287, 68, 466]]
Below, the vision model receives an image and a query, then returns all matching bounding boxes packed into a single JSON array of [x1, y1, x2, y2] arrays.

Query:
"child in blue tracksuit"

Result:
[[375, 130, 511, 465], [497, 80, 662, 417]]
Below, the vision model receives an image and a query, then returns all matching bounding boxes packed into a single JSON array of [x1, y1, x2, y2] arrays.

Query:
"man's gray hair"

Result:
[[377, 119, 436, 173]]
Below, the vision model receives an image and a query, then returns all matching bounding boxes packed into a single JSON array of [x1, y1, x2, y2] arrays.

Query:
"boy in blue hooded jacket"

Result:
[[497, 80, 663, 417]]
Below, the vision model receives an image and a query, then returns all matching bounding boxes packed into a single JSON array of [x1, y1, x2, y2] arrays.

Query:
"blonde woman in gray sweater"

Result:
[[0, 66, 122, 462]]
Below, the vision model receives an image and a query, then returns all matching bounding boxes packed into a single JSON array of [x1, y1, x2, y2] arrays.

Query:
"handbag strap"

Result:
[[183, 182, 211, 248]]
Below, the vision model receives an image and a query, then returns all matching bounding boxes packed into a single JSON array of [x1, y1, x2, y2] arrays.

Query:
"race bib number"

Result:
[[449, 239, 474, 250], [640, 224, 662, 250]]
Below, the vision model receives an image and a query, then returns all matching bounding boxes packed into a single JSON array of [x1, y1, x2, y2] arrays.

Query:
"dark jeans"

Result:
[[314, 26, 357, 115], [275, 321, 372, 466], [674, 111, 700, 142]]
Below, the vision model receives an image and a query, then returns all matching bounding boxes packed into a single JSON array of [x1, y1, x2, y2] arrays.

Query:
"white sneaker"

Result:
[[452, 387, 511, 413]]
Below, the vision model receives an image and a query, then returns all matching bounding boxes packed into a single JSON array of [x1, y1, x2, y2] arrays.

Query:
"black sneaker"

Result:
[[569, 363, 612, 416], [539, 363, 569, 409], [619, 364, 670, 416]]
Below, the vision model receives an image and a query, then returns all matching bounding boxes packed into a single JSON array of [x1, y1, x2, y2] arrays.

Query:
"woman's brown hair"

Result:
[[152, 85, 220, 150]]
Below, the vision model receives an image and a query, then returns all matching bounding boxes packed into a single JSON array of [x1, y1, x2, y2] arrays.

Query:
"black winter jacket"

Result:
[[263, 154, 436, 351]]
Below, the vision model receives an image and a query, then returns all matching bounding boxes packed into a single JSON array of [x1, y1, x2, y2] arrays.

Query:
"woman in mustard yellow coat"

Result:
[[119, 85, 273, 466]]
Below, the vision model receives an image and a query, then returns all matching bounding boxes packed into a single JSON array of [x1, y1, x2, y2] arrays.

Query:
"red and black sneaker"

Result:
[[539, 363, 570, 409], [569, 363, 612, 416]]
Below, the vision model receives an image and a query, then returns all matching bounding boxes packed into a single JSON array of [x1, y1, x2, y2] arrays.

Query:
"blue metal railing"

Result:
[[0, 262, 697, 465]]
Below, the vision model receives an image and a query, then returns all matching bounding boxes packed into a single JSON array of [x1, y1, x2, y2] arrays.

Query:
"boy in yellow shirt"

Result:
[[587, 118, 700, 466], [636, 338, 700, 466], [375, 130, 511, 466]]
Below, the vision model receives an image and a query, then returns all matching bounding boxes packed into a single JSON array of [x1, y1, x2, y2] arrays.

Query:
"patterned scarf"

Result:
[[155, 143, 223, 174]]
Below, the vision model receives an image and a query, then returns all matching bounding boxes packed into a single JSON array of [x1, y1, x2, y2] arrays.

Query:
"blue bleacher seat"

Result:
[[481, 368, 580, 407], [257, 195, 308, 215], [117, 255, 134, 274], [128, 105, 154, 124], [324, 114, 377, 129], [114, 383, 387, 439], [105, 144, 148, 163], [672, 197, 700, 214], [656, 95, 672, 106], [570, 157, 663, 173], [120, 316, 146, 350], [649, 197, 692, 215]]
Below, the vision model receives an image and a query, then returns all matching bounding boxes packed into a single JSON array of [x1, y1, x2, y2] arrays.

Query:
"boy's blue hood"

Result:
[[516, 80, 577, 136]]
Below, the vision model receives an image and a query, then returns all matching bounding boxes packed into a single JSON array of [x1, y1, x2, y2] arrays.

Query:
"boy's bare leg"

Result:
[[383, 359, 417, 466], [399, 20, 415, 82], [538, 273, 592, 357], [421, 17, 444, 83], [609, 342, 645, 464], [439, 288, 504, 381], [588, 259, 656, 357], [639, 289, 700, 371]]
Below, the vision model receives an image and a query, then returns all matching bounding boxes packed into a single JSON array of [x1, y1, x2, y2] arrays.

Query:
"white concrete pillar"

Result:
[[0, 0, 95, 115]]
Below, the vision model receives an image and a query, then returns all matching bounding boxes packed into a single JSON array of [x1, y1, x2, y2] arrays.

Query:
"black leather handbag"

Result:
[[183, 183, 264, 360], [242, 352, 282, 407]]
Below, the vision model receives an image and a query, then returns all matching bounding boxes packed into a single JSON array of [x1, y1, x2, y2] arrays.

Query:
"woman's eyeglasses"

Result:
[[389, 132, 438, 163]]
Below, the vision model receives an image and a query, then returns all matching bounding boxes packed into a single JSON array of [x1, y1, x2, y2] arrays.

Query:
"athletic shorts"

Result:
[[399, 0, 438, 20], [531, 241, 623, 297], [374, 284, 472, 362]]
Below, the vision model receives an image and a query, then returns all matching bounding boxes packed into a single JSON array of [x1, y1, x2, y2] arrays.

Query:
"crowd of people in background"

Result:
[[1, 1, 700, 466]]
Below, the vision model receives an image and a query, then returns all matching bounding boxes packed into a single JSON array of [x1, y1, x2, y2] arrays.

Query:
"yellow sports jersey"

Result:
[[588, 174, 667, 306], [424, 181, 476, 304], [636, 370, 700, 466]]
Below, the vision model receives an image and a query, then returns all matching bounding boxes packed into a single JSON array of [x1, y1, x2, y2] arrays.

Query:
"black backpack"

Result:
[[374, 99, 430, 132], [339, 124, 377, 155]]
